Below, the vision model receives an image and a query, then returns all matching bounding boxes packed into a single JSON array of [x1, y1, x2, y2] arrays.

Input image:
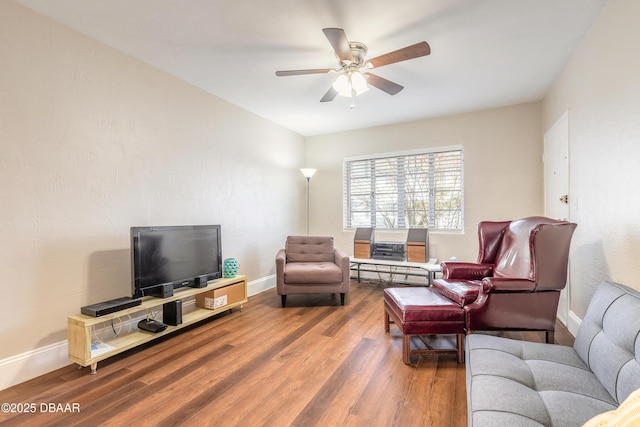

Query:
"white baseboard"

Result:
[[0, 341, 69, 391], [567, 310, 582, 337], [248, 274, 275, 296], [0, 274, 277, 391]]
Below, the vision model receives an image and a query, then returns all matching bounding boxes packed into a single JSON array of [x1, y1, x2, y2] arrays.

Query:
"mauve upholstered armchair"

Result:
[[275, 236, 350, 308], [432, 216, 577, 343]]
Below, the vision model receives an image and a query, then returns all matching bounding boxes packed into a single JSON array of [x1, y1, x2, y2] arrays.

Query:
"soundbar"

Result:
[[81, 297, 142, 317]]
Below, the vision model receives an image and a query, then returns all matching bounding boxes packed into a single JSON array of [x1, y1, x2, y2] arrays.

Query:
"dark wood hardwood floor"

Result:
[[0, 280, 574, 427]]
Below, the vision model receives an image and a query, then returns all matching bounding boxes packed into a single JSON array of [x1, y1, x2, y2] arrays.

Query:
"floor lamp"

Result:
[[300, 168, 316, 235]]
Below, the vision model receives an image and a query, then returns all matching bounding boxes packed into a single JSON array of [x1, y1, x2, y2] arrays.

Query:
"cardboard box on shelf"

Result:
[[196, 282, 245, 310]]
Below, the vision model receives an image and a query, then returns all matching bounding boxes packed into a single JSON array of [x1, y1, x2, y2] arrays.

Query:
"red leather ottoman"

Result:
[[384, 287, 465, 364]]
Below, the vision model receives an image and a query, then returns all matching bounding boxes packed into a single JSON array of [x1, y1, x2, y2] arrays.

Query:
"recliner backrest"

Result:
[[492, 217, 576, 289], [286, 236, 335, 263], [476, 220, 510, 264], [531, 221, 576, 290], [493, 217, 537, 279]]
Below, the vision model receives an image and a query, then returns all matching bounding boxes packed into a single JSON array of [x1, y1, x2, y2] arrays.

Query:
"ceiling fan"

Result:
[[275, 28, 430, 108]]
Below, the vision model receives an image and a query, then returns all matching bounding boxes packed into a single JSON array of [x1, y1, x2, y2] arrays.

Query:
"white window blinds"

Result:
[[343, 147, 463, 231]]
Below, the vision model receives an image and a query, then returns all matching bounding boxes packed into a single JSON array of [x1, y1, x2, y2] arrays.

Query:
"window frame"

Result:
[[342, 145, 464, 233]]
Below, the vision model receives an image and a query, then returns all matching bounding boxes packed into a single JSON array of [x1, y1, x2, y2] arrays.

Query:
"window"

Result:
[[343, 147, 463, 231]]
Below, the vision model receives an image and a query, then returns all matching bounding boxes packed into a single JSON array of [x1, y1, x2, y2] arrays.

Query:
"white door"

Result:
[[544, 112, 570, 325]]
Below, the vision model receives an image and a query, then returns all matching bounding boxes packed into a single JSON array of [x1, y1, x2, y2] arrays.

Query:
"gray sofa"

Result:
[[466, 280, 640, 426]]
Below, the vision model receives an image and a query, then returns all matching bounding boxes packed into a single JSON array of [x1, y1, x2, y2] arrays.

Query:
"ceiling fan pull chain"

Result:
[[350, 87, 356, 109]]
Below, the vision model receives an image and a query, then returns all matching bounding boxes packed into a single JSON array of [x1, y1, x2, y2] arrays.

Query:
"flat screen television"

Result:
[[130, 225, 222, 298]]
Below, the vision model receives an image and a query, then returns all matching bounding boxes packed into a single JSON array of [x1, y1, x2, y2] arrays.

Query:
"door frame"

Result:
[[543, 111, 570, 326]]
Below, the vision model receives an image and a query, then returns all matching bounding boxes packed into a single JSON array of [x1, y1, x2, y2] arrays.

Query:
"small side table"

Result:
[[349, 256, 441, 286]]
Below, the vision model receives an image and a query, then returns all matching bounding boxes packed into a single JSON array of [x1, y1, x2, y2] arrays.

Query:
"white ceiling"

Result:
[[16, 0, 608, 136]]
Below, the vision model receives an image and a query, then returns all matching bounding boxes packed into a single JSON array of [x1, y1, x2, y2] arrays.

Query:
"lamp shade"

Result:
[[300, 168, 316, 179]]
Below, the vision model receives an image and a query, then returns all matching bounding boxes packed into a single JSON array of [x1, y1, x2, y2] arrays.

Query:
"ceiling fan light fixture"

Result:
[[332, 71, 369, 97], [276, 28, 429, 105], [351, 71, 369, 94], [332, 74, 350, 96]]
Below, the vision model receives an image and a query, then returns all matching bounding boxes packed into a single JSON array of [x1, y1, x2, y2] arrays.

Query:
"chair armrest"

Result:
[[334, 248, 350, 288], [481, 277, 536, 293], [334, 248, 349, 270], [441, 262, 494, 279], [276, 249, 286, 287]]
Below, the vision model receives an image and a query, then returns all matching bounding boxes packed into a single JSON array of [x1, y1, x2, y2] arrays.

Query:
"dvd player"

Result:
[[81, 297, 142, 317]]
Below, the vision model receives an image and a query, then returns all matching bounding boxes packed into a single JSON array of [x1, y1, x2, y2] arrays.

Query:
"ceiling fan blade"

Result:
[[364, 73, 404, 95], [275, 68, 333, 77], [366, 41, 431, 69], [320, 86, 338, 102], [322, 28, 353, 62]]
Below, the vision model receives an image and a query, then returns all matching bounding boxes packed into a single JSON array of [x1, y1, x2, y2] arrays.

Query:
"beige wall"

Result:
[[542, 0, 640, 319], [0, 1, 304, 363], [305, 102, 544, 262]]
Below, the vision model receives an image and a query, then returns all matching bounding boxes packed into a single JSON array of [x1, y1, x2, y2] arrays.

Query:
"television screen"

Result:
[[131, 225, 222, 298]]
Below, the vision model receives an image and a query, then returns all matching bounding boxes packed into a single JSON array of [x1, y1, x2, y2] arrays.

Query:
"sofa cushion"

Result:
[[383, 287, 464, 323], [573, 281, 640, 404], [284, 262, 342, 284], [466, 334, 617, 427], [431, 279, 481, 306], [466, 281, 640, 427], [383, 287, 465, 337], [286, 236, 335, 263]]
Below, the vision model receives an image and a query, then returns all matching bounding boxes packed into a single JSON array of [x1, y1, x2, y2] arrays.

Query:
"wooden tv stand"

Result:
[[67, 275, 247, 374]]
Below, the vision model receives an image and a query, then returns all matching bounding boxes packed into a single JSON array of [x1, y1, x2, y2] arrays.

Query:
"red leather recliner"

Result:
[[432, 216, 577, 343]]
